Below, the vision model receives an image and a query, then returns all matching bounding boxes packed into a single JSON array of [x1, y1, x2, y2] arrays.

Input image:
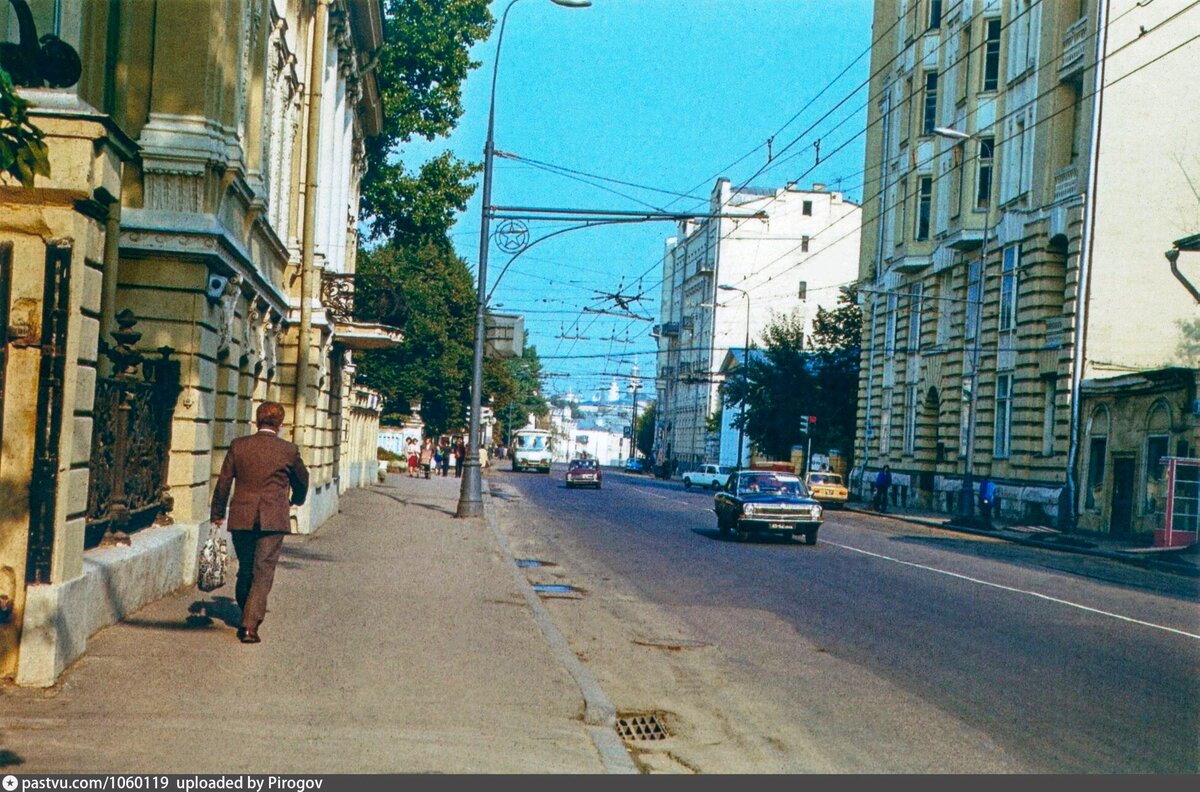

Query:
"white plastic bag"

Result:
[[197, 525, 228, 592]]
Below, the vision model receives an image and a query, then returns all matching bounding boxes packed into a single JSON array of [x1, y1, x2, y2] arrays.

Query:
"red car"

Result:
[[565, 458, 602, 489]]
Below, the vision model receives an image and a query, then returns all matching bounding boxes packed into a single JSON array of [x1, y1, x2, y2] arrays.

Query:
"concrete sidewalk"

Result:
[[0, 473, 626, 773], [841, 501, 1200, 578]]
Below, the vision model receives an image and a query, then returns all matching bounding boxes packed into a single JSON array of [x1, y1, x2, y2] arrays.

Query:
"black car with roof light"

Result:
[[713, 471, 823, 544]]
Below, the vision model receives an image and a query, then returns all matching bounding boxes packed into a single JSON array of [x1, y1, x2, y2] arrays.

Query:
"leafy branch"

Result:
[[0, 65, 50, 186]]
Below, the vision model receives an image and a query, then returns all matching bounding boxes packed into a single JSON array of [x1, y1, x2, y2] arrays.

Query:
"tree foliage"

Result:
[[359, 0, 492, 246], [722, 286, 862, 465], [486, 344, 549, 444], [355, 243, 476, 435], [636, 401, 656, 459], [0, 66, 50, 186]]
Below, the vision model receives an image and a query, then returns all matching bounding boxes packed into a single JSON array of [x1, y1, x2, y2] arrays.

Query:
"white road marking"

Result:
[[823, 539, 1200, 641]]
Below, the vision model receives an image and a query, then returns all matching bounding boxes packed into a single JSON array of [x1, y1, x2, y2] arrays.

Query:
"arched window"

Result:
[[1144, 400, 1172, 515], [1085, 404, 1110, 510]]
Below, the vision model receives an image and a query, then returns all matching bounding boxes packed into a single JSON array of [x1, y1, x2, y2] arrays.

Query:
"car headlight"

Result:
[[813, 504, 823, 519], [742, 504, 757, 516]]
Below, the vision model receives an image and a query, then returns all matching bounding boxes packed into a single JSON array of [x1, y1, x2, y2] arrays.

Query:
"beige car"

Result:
[[805, 472, 849, 508]]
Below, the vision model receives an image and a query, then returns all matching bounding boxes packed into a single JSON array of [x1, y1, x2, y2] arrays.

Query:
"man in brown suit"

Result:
[[210, 401, 309, 644]]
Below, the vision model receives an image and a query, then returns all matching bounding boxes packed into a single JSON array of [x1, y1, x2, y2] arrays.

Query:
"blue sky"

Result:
[[402, 0, 876, 403]]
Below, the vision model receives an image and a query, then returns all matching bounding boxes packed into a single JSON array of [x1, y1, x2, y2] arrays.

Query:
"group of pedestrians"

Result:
[[405, 437, 467, 479], [870, 464, 997, 528]]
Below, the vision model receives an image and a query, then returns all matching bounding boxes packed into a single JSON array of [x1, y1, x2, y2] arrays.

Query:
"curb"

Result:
[[843, 505, 1200, 578], [479, 479, 639, 775]]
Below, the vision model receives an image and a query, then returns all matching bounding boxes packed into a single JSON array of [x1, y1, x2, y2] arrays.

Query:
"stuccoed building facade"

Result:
[[655, 178, 860, 471], [0, 0, 398, 686], [853, 0, 1199, 538]]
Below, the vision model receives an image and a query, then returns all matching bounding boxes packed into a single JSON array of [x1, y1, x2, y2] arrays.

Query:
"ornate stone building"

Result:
[[854, 0, 1199, 537], [0, 0, 398, 685]]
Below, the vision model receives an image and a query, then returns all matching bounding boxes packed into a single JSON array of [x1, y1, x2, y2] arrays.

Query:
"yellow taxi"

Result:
[[805, 471, 849, 508]]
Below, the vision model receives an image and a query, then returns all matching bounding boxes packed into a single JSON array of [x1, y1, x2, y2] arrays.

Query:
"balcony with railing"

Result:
[[319, 271, 405, 350], [1054, 165, 1080, 203], [660, 321, 681, 337], [1059, 17, 1089, 83]]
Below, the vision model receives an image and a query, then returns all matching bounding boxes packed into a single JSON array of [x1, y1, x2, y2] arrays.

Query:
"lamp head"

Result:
[[718, 284, 739, 292], [933, 126, 972, 141], [551, 0, 592, 6]]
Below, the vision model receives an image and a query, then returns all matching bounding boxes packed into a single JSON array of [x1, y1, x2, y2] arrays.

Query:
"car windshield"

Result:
[[517, 435, 546, 450], [809, 473, 843, 486], [738, 474, 807, 497], [569, 460, 597, 469]]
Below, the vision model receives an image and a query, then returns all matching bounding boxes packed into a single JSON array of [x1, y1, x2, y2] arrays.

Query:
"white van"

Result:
[[512, 429, 553, 473]]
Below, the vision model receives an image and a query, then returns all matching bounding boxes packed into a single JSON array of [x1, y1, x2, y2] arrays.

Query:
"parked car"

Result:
[[714, 471, 823, 544], [805, 471, 849, 508], [565, 458, 602, 489], [683, 464, 734, 490], [625, 457, 644, 473]]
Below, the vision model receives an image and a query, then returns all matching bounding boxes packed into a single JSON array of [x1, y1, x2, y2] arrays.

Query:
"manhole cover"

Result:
[[531, 583, 581, 597], [616, 713, 670, 741], [516, 559, 552, 568]]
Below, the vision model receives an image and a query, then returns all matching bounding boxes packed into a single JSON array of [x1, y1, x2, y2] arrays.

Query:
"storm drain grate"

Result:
[[616, 713, 670, 741]]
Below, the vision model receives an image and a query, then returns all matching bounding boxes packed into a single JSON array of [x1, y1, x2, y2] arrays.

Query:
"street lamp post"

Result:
[[934, 126, 991, 522], [457, 0, 592, 518], [628, 378, 642, 462], [718, 284, 751, 469]]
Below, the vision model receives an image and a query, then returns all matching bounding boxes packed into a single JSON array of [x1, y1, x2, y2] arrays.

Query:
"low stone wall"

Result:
[[16, 522, 202, 687]]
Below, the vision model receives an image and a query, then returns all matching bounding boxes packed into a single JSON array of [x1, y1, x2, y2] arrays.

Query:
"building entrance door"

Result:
[[1110, 456, 1135, 538]]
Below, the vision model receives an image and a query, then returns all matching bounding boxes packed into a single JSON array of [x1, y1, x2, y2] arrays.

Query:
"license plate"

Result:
[[769, 522, 793, 530]]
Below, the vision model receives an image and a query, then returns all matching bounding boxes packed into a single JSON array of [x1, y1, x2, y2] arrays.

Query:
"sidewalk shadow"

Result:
[[370, 488, 457, 517], [0, 749, 23, 768], [184, 595, 241, 628]]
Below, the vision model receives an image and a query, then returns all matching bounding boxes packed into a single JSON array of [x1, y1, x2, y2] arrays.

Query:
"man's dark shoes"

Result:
[[237, 627, 261, 644]]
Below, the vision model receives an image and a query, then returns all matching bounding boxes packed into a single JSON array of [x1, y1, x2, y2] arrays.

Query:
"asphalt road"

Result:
[[488, 465, 1200, 773]]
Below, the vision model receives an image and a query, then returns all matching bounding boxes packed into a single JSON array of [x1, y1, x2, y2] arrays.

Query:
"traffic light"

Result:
[[798, 415, 816, 437]]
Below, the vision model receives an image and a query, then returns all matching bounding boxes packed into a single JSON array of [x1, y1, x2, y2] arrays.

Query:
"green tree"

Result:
[[355, 243, 476, 435], [360, 0, 492, 246], [721, 285, 862, 464], [0, 66, 50, 186], [636, 401, 657, 459], [486, 343, 549, 444]]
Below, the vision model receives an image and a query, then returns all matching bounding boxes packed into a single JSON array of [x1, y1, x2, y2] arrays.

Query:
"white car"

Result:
[[683, 464, 735, 490]]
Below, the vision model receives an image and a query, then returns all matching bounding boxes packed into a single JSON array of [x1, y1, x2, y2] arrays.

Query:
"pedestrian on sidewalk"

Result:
[[873, 465, 893, 513], [439, 438, 451, 477], [406, 437, 418, 478], [979, 477, 997, 529], [420, 438, 434, 479], [210, 401, 309, 645], [454, 437, 466, 478]]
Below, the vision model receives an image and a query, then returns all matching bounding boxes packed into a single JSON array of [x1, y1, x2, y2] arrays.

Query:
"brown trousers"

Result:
[[231, 529, 286, 629]]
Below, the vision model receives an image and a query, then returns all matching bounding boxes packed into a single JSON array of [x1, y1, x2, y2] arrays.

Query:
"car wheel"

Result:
[[717, 512, 730, 536], [804, 530, 818, 546], [684, 478, 692, 488], [733, 522, 751, 542], [709, 480, 719, 490]]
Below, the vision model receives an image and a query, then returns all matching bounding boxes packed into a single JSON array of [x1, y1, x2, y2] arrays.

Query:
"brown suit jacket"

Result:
[[210, 429, 309, 532]]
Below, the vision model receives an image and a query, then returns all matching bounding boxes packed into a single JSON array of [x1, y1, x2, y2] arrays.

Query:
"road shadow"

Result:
[[888, 534, 1200, 601], [690, 526, 817, 548], [0, 749, 24, 768]]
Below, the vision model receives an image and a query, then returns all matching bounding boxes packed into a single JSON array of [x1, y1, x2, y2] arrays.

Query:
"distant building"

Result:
[[854, 0, 1199, 538], [655, 179, 861, 469]]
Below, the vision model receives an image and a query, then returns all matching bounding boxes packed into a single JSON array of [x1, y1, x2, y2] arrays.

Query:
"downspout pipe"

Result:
[[859, 90, 890, 498], [1061, 0, 1109, 531], [295, 0, 329, 455]]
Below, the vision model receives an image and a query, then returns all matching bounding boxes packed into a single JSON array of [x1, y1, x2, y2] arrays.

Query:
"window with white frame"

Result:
[[982, 18, 1001, 91], [929, 0, 943, 30], [880, 389, 894, 455], [959, 379, 971, 456], [976, 136, 994, 208], [904, 384, 918, 455], [957, 25, 972, 102], [916, 176, 933, 240], [1041, 377, 1057, 456], [965, 259, 981, 340], [907, 283, 923, 351], [885, 292, 898, 355], [999, 246, 1019, 332], [935, 272, 952, 345], [994, 374, 1013, 458], [801, 235, 810, 252], [922, 72, 939, 136]]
